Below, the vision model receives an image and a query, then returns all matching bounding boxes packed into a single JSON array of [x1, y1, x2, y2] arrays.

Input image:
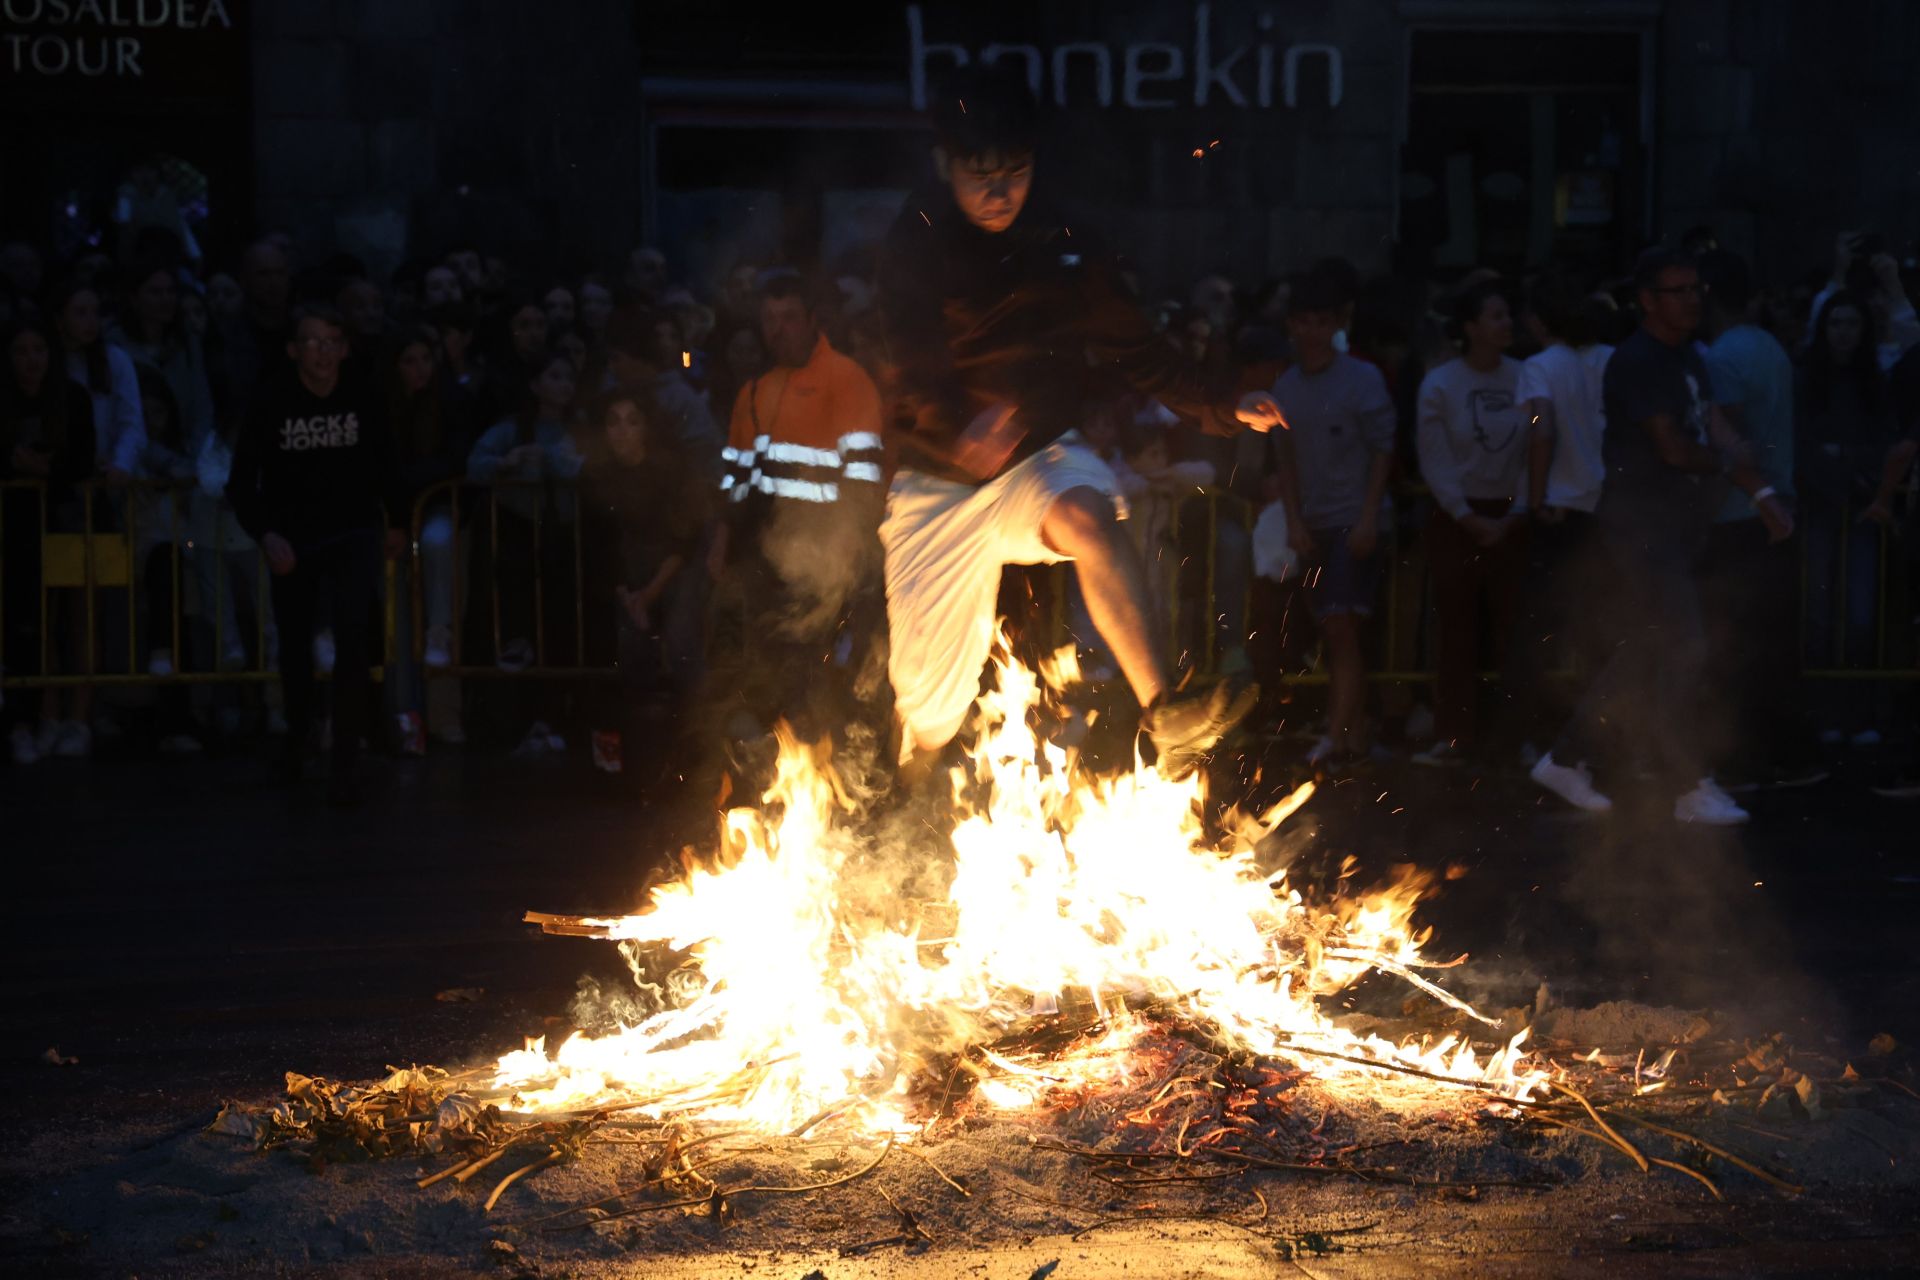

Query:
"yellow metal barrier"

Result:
[[4, 478, 1914, 692]]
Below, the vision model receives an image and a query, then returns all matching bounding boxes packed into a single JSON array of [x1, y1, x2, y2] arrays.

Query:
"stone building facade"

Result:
[[5, 1, 1918, 292]]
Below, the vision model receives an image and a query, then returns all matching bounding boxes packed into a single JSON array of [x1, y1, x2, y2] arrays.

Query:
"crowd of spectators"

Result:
[[2, 195, 1917, 812]]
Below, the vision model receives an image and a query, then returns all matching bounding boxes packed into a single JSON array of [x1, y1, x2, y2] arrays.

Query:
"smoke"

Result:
[[754, 493, 885, 641]]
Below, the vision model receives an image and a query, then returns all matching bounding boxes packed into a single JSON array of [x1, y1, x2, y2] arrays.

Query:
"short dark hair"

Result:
[[1287, 268, 1347, 318], [928, 63, 1038, 162], [1694, 248, 1753, 313], [1450, 279, 1509, 335], [1632, 246, 1695, 294], [289, 302, 346, 335], [759, 269, 830, 315]]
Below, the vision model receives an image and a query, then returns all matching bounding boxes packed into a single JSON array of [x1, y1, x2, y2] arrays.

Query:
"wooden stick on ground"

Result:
[[1551, 1080, 1647, 1172]]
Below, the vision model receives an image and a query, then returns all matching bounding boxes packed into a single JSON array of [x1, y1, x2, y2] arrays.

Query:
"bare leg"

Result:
[[1322, 612, 1366, 751], [1042, 487, 1168, 709]]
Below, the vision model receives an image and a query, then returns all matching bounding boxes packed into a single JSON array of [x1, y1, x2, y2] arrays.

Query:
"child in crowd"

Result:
[[581, 391, 708, 781], [1268, 270, 1397, 771]]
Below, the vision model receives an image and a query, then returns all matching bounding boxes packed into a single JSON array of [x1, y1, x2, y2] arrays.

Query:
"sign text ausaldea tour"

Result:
[[907, 2, 1343, 112], [2, 0, 232, 78]]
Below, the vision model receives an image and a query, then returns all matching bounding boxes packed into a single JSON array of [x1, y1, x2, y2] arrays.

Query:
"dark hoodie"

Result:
[[227, 364, 406, 548], [875, 189, 1244, 485]]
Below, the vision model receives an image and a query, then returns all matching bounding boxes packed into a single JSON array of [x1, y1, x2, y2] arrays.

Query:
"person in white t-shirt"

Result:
[[1410, 281, 1527, 765], [1497, 272, 1615, 763]]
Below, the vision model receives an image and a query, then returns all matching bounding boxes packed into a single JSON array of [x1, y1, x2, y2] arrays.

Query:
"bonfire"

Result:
[[496, 646, 1542, 1135], [214, 644, 1875, 1230]]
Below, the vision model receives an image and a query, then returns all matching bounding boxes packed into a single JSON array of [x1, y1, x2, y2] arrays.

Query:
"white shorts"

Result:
[[880, 433, 1124, 756]]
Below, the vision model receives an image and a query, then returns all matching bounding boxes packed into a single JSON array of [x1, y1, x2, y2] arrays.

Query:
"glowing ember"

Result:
[[494, 645, 1545, 1133]]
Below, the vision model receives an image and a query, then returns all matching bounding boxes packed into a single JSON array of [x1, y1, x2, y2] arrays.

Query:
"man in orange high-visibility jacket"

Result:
[[706, 272, 890, 753]]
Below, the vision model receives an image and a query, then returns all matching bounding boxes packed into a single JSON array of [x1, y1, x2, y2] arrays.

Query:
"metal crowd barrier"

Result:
[[2, 479, 1914, 693]]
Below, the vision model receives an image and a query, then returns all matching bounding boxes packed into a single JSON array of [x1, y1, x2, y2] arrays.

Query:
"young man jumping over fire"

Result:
[[876, 68, 1286, 779]]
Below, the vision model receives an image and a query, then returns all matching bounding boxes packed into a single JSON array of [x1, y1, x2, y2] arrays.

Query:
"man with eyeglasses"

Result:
[[1531, 248, 1791, 825], [227, 304, 407, 807]]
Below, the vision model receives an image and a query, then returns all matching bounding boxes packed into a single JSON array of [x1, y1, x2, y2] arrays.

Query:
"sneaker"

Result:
[[1870, 773, 1920, 799], [395, 711, 426, 758], [1404, 704, 1436, 744], [158, 733, 202, 755], [1530, 751, 1612, 813], [9, 726, 39, 765], [1144, 676, 1260, 777], [1675, 778, 1749, 825], [497, 637, 534, 673], [424, 625, 453, 670], [219, 640, 250, 672], [1306, 735, 1337, 767], [148, 648, 175, 677], [51, 719, 91, 759], [512, 720, 554, 757], [1517, 741, 1543, 770], [1411, 739, 1467, 767], [313, 630, 336, 675], [267, 708, 290, 736], [1850, 729, 1882, 748]]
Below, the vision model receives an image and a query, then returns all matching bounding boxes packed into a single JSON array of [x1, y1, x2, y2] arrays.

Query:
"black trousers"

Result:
[[1694, 518, 1816, 771], [271, 529, 382, 778], [1552, 535, 1709, 789]]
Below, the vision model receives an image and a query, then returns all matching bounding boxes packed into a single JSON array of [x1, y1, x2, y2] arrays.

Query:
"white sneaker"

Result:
[[9, 725, 39, 765], [424, 624, 453, 670], [1404, 703, 1436, 743], [1306, 735, 1337, 766], [1530, 751, 1612, 812], [1411, 739, 1467, 767], [1850, 729, 1882, 748], [148, 648, 174, 677], [313, 630, 337, 674], [220, 640, 250, 672], [52, 719, 92, 758], [1675, 778, 1749, 825], [512, 721, 552, 757]]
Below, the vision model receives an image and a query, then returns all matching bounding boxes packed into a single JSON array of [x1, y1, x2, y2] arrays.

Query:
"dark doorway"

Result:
[[1397, 29, 1646, 281]]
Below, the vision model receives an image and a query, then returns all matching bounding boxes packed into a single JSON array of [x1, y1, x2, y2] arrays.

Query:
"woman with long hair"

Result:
[[580, 388, 709, 781], [49, 278, 145, 491], [1798, 289, 1896, 674], [108, 260, 214, 452], [1, 316, 98, 762]]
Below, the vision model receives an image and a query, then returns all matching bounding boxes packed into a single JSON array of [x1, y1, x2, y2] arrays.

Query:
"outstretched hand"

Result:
[[1236, 391, 1286, 433]]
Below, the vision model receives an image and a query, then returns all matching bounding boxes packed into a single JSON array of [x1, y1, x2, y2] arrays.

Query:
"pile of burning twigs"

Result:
[[204, 1006, 1916, 1236]]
